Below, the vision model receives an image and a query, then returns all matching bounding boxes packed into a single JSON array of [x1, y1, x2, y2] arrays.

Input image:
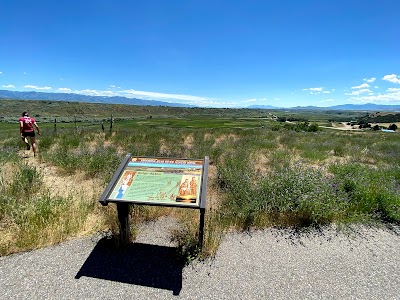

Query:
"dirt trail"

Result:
[[320, 122, 362, 131], [18, 150, 102, 200]]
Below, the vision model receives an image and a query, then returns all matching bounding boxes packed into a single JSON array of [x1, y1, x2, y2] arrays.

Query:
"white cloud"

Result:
[[383, 74, 400, 84], [363, 77, 376, 83], [303, 87, 323, 92], [109, 85, 116, 88], [320, 99, 334, 103], [241, 98, 272, 103], [351, 83, 370, 89], [23, 72, 27, 75], [70, 88, 216, 106], [345, 89, 372, 96], [387, 88, 400, 92], [24, 85, 52, 90], [348, 88, 400, 104], [302, 87, 334, 95], [57, 87, 71, 92], [374, 86, 379, 89], [241, 98, 257, 103], [0, 71, 2, 74], [119, 89, 211, 103], [2, 84, 15, 88], [74, 89, 115, 96]]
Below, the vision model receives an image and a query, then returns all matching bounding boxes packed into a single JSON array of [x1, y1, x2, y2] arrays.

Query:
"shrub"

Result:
[[329, 163, 400, 223], [388, 124, 398, 131]]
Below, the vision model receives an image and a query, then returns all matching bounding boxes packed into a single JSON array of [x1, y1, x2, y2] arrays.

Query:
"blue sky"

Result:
[[1, 0, 399, 108]]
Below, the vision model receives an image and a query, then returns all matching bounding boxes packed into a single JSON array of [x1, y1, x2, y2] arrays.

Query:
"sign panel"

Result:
[[100, 156, 207, 208]]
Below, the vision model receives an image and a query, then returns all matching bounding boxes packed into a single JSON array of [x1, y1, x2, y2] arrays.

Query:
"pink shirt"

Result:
[[19, 116, 36, 132]]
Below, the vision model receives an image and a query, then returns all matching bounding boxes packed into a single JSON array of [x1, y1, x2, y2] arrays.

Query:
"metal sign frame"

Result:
[[99, 153, 209, 209], [99, 154, 209, 247]]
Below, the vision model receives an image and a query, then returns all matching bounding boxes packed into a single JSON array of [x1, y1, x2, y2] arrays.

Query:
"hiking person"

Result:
[[19, 111, 40, 156]]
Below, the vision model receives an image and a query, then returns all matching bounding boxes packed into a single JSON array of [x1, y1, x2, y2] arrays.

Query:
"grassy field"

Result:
[[1, 100, 399, 260]]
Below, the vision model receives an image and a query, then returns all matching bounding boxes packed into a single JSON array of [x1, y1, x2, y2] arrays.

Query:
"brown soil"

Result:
[[17, 150, 103, 200], [213, 134, 239, 147]]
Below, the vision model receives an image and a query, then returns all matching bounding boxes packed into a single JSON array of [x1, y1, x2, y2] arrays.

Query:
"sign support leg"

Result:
[[198, 208, 205, 250], [117, 202, 131, 246]]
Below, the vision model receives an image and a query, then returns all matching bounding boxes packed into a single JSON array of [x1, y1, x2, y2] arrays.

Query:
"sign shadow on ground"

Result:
[[75, 237, 184, 295]]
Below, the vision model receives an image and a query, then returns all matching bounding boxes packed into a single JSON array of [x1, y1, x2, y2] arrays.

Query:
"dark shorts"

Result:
[[22, 131, 35, 138]]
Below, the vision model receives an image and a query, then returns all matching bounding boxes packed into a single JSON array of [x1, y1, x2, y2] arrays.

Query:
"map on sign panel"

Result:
[[109, 157, 203, 207]]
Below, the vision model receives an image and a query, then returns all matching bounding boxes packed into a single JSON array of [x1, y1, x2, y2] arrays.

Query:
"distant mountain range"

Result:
[[0, 90, 194, 107], [1, 90, 400, 112], [248, 103, 400, 111]]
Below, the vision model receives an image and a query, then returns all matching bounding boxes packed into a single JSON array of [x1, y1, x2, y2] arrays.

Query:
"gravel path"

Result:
[[1, 220, 399, 300]]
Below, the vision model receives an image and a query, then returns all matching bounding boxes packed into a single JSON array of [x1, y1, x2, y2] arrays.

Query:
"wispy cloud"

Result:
[[387, 87, 400, 92], [241, 97, 272, 103], [351, 83, 370, 89], [302, 87, 325, 95], [2, 84, 15, 88], [57, 87, 71, 92], [74, 89, 116, 96], [320, 99, 334, 103], [24, 85, 52, 90], [68, 88, 213, 105], [303, 87, 323, 92], [241, 98, 258, 103], [346, 89, 372, 96], [363, 77, 376, 83], [0, 71, 3, 74], [119, 89, 211, 103], [348, 86, 400, 103], [383, 74, 400, 84], [302, 87, 334, 95]]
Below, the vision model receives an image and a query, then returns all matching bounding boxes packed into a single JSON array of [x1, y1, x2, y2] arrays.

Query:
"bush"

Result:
[[329, 163, 400, 223], [388, 124, 398, 131], [308, 123, 320, 132], [218, 158, 349, 228], [7, 164, 43, 197]]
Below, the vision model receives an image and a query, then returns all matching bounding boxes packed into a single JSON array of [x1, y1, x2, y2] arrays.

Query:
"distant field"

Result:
[[1, 99, 365, 123]]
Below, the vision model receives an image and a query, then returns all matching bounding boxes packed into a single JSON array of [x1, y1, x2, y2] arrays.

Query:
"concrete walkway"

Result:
[[1, 222, 399, 299]]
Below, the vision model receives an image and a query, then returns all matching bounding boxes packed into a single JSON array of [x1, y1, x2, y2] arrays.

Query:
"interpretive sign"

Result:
[[100, 155, 208, 209], [99, 154, 208, 246]]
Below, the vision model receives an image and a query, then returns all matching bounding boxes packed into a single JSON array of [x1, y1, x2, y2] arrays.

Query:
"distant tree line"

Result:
[[358, 113, 400, 124], [356, 120, 398, 131], [277, 116, 309, 122], [283, 121, 320, 132]]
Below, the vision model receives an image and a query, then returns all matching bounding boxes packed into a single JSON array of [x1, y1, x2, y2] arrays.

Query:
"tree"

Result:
[[388, 123, 398, 131], [277, 116, 286, 122], [308, 123, 319, 132], [372, 125, 380, 131]]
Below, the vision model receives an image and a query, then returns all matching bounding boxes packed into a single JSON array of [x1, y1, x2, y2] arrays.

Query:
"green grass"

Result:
[[0, 102, 399, 260]]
